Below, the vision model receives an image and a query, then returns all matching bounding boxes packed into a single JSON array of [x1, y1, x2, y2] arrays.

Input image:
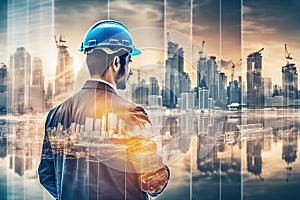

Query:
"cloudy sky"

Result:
[[243, 0, 300, 86], [0, 0, 299, 87]]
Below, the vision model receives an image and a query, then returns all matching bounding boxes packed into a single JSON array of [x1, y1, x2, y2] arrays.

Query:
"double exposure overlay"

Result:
[[1, 0, 300, 200]]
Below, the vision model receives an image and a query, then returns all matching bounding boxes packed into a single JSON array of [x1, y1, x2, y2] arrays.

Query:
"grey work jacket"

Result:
[[38, 80, 169, 200]]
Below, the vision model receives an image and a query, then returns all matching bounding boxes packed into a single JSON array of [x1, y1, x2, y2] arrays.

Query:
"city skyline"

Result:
[[2, 40, 299, 113], [1, 0, 299, 87]]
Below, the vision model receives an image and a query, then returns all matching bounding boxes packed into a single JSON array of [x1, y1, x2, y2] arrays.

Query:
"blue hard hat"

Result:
[[79, 20, 141, 56]]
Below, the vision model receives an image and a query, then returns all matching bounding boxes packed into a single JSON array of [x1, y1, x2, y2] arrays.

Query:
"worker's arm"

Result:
[[38, 110, 58, 199], [126, 106, 170, 195]]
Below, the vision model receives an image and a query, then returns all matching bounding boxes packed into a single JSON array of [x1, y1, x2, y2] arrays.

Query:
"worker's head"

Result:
[[79, 20, 141, 89], [86, 48, 132, 89]]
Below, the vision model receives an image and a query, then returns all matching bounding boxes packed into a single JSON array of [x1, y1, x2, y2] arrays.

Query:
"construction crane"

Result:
[[167, 32, 171, 43], [231, 59, 243, 82], [231, 63, 235, 82], [54, 34, 67, 48], [256, 48, 264, 54], [284, 43, 293, 64], [131, 68, 147, 85], [199, 40, 205, 59]]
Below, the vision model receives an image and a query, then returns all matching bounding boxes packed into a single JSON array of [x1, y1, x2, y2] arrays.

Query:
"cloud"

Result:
[[242, 0, 300, 86], [243, 20, 276, 36], [109, 0, 163, 28], [243, 0, 300, 37]]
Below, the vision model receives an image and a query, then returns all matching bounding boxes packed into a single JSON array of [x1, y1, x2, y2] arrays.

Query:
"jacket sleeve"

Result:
[[127, 106, 170, 196], [38, 110, 58, 199], [148, 165, 170, 197]]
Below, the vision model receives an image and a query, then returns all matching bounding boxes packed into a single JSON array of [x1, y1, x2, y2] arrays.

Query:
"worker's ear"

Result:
[[112, 56, 121, 72]]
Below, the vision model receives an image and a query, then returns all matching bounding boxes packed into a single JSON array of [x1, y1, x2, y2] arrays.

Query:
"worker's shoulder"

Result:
[[112, 93, 147, 112], [111, 93, 134, 109], [46, 92, 78, 117]]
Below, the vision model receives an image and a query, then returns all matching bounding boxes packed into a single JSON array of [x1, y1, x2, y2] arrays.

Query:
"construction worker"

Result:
[[38, 20, 169, 200]]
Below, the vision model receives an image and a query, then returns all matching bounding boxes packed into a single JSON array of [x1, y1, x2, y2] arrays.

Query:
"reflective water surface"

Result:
[[0, 109, 300, 200]]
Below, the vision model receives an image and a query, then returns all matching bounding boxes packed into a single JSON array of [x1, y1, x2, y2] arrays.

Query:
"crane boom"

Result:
[[167, 32, 171, 43], [285, 44, 293, 61], [231, 63, 235, 82], [231, 59, 243, 82], [199, 40, 205, 58], [257, 48, 264, 53]]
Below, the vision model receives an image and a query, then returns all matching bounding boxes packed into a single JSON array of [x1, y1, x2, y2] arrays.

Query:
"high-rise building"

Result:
[[149, 77, 159, 95], [9, 47, 31, 114], [29, 57, 44, 112], [227, 80, 241, 105], [196, 53, 227, 108], [164, 42, 180, 108], [163, 41, 191, 108], [263, 78, 272, 98], [0, 63, 7, 114], [246, 49, 264, 108], [132, 79, 149, 105], [198, 88, 209, 110], [54, 36, 74, 104], [282, 63, 298, 102], [45, 81, 53, 110], [7, 1, 54, 114], [239, 76, 247, 106], [197, 57, 207, 89], [217, 72, 227, 107], [207, 56, 217, 99]]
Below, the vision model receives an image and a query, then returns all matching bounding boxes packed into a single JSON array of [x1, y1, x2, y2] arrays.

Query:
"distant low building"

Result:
[[197, 88, 209, 110], [264, 96, 284, 107], [179, 92, 194, 110]]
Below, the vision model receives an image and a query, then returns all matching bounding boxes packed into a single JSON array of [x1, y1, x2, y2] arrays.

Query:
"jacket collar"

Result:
[[82, 80, 117, 95]]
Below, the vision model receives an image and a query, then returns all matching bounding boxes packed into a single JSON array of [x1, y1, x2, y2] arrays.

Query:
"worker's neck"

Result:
[[90, 74, 117, 88]]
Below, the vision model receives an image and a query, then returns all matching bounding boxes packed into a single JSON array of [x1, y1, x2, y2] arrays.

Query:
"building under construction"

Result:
[[282, 44, 298, 105], [54, 35, 74, 105], [246, 48, 265, 108]]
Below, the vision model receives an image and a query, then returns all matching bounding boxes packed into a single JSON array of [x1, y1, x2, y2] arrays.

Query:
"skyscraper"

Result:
[[45, 81, 53, 110], [9, 47, 31, 114], [263, 78, 272, 98], [7, 0, 54, 114], [0, 63, 7, 114], [282, 63, 298, 103], [197, 88, 209, 110], [132, 79, 149, 105], [149, 77, 159, 96], [227, 80, 241, 105], [29, 57, 44, 112], [54, 36, 74, 104], [207, 56, 217, 100], [197, 56, 207, 89], [163, 40, 191, 108], [196, 53, 227, 109], [246, 49, 264, 108], [217, 72, 227, 107]]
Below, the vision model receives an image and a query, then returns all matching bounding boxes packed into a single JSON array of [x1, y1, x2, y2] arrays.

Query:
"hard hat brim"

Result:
[[131, 48, 141, 56]]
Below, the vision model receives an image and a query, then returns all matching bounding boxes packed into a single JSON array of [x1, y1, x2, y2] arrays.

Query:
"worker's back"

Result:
[[39, 80, 150, 200]]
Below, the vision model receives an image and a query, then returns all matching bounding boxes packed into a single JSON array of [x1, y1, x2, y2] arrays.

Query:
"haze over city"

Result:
[[1, 0, 299, 87]]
